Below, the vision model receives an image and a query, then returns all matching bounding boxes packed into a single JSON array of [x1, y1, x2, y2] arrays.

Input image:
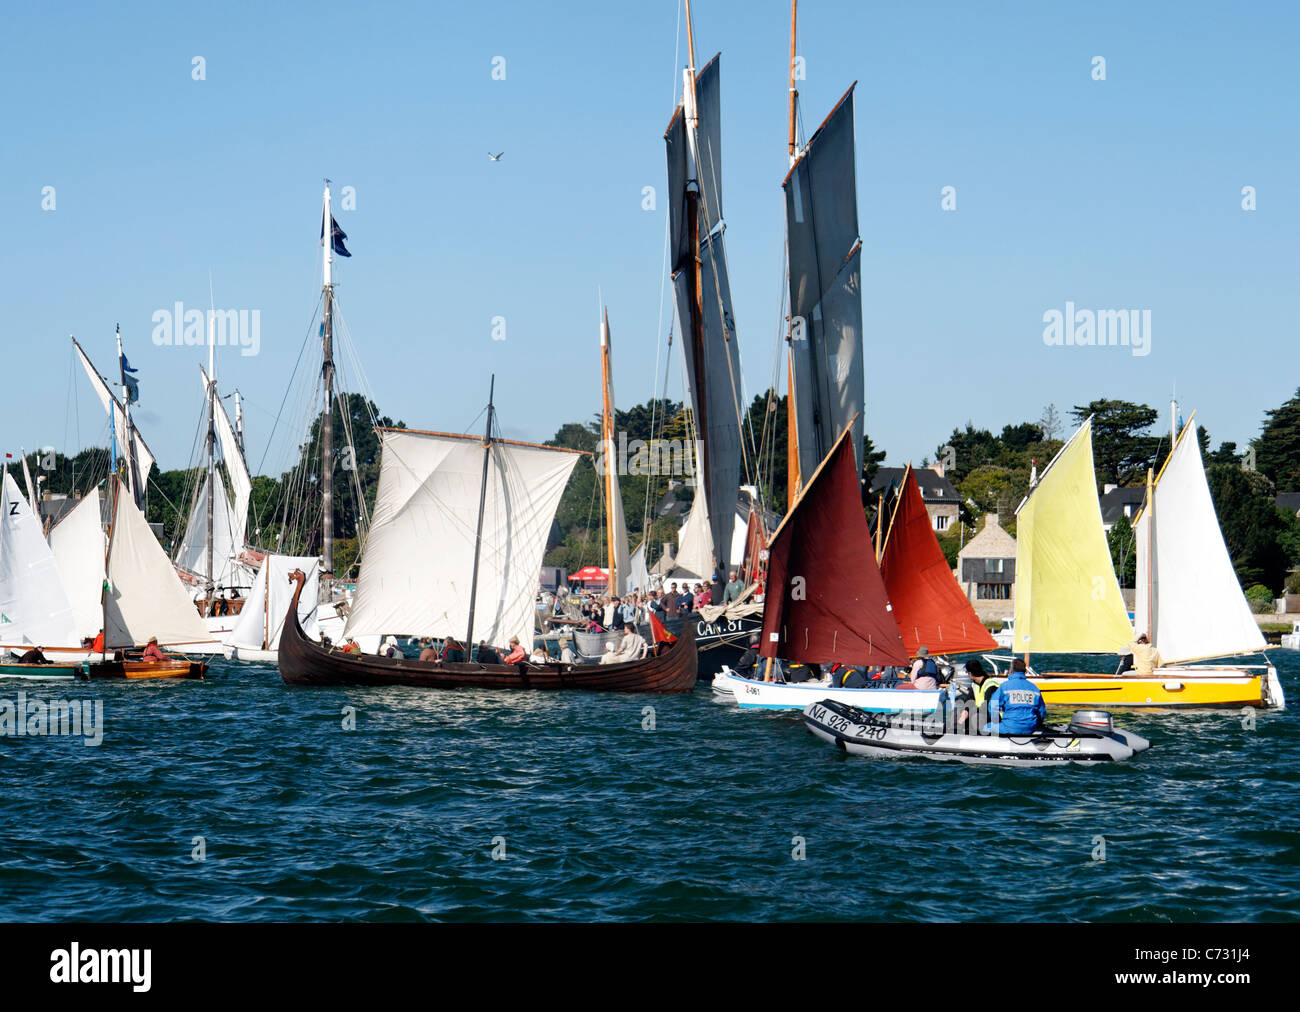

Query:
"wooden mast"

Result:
[[683, 0, 712, 569], [205, 304, 216, 614], [321, 181, 336, 581], [1145, 465, 1154, 643], [600, 307, 618, 591], [465, 376, 496, 653], [784, 0, 801, 509]]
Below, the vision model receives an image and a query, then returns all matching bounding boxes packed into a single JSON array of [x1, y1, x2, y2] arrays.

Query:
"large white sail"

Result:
[[227, 554, 320, 651], [344, 428, 581, 649], [174, 468, 239, 585], [670, 480, 714, 581], [202, 365, 252, 551], [105, 480, 216, 649], [48, 487, 107, 641], [0, 473, 80, 648], [73, 338, 156, 489], [1134, 423, 1265, 663]]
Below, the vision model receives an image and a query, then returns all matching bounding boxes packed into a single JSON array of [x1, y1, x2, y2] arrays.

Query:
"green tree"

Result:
[[1108, 513, 1137, 587], [1253, 387, 1300, 490], [1207, 463, 1292, 591], [1071, 399, 1160, 488]]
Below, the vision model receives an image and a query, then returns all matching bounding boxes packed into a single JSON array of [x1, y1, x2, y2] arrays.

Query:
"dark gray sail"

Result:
[[784, 85, 864, 487], [665, 53, 743, 570]]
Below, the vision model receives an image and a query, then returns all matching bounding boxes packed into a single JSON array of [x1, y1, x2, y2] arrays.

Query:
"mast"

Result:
[[785, 0, 801, 507], [1145, 465, 1155, 642], [682, 0, 712, 567], [465, 376, 496, 652], [600, 308, 618, 590], [234, 389, 245, 455], [205, 303, 217, 607], [116, 325, 144, 510], [321, 181, 336, 579]]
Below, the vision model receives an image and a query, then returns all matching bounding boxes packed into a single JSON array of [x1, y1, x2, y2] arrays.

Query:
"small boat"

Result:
[[714, 668, 939, 712], [279, 569, 696, 692], [803, 699, 1151, 766], [992, 618, 1015, 649], [1280, 620, 1299, 650], [83, 656, 206, 680], [0, 661, 81, 680]]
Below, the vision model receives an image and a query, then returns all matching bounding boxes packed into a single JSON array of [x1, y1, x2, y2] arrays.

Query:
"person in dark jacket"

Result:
[[17, 646, 49, 665], [476, 641, 501, 665], [985, 659, 1046, 735], [733, 634, 761, 679]]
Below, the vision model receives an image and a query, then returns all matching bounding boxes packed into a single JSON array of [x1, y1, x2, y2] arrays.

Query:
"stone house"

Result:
[[955, 513, 1017, 621]]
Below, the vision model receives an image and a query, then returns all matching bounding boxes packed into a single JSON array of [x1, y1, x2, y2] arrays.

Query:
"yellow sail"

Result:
[[1013, 419, 1133, 654]]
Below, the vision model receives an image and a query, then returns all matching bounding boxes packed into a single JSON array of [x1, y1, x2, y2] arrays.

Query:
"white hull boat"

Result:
[[804, 699, 1151, 766], [714, 668, 940, 713], [1280, 621, 1299, 650]]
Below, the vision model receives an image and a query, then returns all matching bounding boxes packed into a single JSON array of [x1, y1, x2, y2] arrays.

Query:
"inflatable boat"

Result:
[[803, 699, 1151, 765], [714, 668, 940, 713]]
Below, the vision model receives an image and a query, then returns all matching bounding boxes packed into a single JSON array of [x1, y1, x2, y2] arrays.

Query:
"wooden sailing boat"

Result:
[[278, 383, 697, 692], [878, 465, 997, 655], [1004, 417, 1283, 708], [223, 554, 321, 662]]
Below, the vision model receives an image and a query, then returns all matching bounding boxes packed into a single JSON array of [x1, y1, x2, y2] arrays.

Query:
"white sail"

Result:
[[670, 477, 714, 580], [175, 469, 239, 585], [202, 366, 252, 551], [627, 542, 650, 593], [73, 338, 156, 488], [0, 473, 80, 648], [105, 480, 216, 649], [48, 487, 107, 641], [227, 554, 320, 651], [1134, 423, 1265, 663], [344, 428, 581, 649]]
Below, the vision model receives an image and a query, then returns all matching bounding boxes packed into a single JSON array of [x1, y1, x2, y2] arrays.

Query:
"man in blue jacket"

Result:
[[984, 658, 1047, 735]]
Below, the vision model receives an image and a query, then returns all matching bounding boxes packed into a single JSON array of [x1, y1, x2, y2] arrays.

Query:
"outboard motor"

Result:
[[1070, 710, 1114, 734]]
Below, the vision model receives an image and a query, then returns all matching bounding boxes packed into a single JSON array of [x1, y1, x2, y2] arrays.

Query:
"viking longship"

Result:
[[277, 382, 697, 693]]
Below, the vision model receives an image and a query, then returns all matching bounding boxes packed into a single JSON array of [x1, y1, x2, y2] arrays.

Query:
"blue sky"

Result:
[[3, 0, 1296, 480]]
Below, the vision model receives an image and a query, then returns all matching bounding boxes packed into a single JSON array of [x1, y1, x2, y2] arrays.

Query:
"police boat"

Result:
[[803, 699, 1151, 766]]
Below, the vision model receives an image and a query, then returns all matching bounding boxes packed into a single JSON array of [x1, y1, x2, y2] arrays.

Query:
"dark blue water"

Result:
[[1, 651, 1296, 921]]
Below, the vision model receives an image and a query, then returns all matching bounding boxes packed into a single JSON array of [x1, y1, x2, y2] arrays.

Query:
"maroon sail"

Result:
[[759, 428, 909, 666]]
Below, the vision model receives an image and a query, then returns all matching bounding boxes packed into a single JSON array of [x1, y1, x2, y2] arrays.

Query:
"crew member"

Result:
[[985, 658, 1046, 735]]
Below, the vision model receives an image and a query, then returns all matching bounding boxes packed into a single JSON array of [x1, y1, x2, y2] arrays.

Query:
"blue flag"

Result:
[[121, 355, 139, 404], [321, 214, 351, 258]]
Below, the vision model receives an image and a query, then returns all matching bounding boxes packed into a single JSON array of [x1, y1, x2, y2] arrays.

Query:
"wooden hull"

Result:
[[84, 658, 207, 680], [277, 572, 697, 692], [0, 663, 81, 679]]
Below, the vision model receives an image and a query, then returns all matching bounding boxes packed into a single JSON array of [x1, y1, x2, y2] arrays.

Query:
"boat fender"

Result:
[[1161, 681, 1184, 692]]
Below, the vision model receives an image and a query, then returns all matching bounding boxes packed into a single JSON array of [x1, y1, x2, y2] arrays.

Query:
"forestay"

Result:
[[343, 429, 580, 649], [1134, 422, 1265, 663], [0, 473, 80, 648]]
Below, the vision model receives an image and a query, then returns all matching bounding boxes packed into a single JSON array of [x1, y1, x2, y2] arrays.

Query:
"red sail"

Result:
[[741, 507, 766, 586], [880, 468, 997, 655], [760, 430, 909, 666]]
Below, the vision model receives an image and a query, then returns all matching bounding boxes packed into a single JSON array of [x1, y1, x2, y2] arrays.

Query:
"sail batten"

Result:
[[343, 428, 580, 648], [1012, 419, 1132, 654]]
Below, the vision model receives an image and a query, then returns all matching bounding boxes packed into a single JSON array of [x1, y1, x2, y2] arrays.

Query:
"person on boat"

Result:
[[440, 637, 466, 663], [831, 663, 870, 688], [984, 659, 1047, 735], [382, 635, 401, 658], [724, 569, 745, 604], [341, 638, 362, 655], [529, 645, 548, 664], [477, 641, 502, 665], [908, 646, 940, 690], [693, 583, 711, 611], [966, 659, 1001, 719], [676, 585, 694, 614], [945, 668, 977, 733], [141, 637, 168, 663], [663, 583, 681, 618], [418, 639, 439, 662], [598, 642, 618, 665], [732, 634, 761, 679], [503, 636, 527, 665], [618, 596, 639, 627], [559, 635, 577, 664], [1124, 633, 1161, 676], [616, 622, 648, 662], [710, 567, 725, 606], [17, 646, 49, 665]]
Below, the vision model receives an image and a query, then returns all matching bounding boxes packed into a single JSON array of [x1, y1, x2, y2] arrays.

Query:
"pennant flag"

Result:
[[649, 612, 678, 645], [321, 214, 351, 257], [121, 354, 140, 404]]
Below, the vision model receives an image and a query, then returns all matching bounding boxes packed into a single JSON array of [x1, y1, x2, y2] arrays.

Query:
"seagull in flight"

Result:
[[488, 151, 504, 162]]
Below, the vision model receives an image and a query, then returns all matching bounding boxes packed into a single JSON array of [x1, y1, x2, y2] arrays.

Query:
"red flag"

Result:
[[649, 612, 678, 645]]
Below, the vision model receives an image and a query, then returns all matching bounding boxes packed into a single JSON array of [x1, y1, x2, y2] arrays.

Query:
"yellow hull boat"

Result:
[[1030, 665, 1284, 710]]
